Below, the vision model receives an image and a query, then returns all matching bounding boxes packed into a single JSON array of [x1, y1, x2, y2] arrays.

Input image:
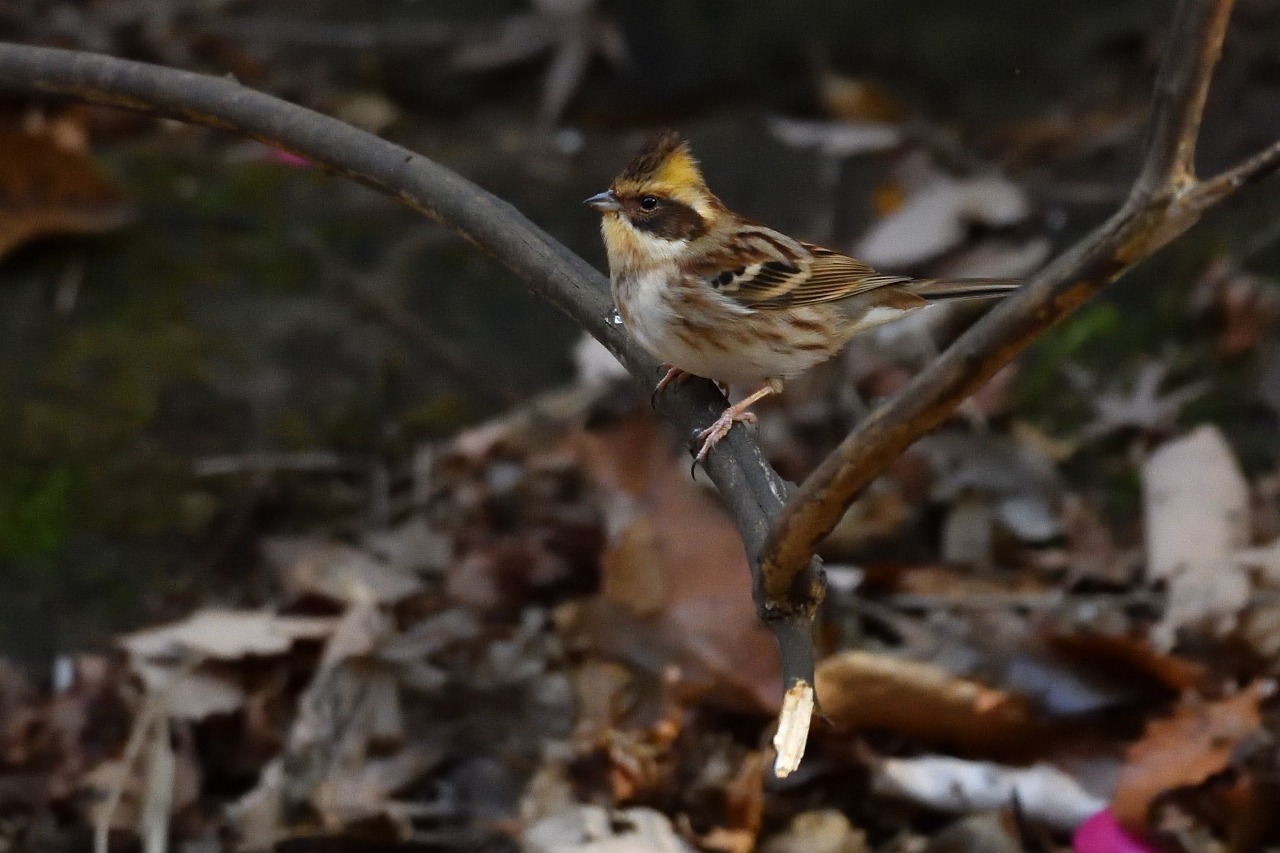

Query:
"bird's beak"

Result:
[[585, 190, 621, 212]]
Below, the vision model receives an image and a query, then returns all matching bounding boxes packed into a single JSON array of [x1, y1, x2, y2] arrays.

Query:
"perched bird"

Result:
[[586, 131, 1019, 463]]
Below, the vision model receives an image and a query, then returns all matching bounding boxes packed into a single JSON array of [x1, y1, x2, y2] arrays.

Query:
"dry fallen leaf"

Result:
[[132, 662, 245, 721], [1072, 363, 1210, 443], [263, 536, 425, 606], [1190, 257, 1280, 358], [120, 610, 336, 730], [818, 73, 906, 124], [768, 117, 902, 158], [121, 611, 336, 661], [853, 158, 1028, 269], [760, 809, 869, 853], [872, 756, 1104, 831], [0, 129, 134, 261], [1141, 426, 1251, 648], [815, 650, 1043, 755], [569, 411, 781, 712], [523, 804, 695, 853], [1112, 682, 1271, 833], [1046, 631, 1206, 695]]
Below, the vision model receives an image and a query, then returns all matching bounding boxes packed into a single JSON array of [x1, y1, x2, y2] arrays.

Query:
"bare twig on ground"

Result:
[[94, 655, 201, 853]]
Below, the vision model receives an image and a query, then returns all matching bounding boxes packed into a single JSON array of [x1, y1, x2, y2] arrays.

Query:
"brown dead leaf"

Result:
[[821, 484, 910, 556], [571, 659, 635, 744], [691, 750, 767, 853], [892, 564, 1051, 599], [818, 73, 906, 124], [1046, 632, 1206, 695], [815, 650, 1043, 755], [701, 828, 756, 853], [599, 515, 665, 616], [1112, 682, 1270, 833], [993, 99, 1143, 168], [0, 129, 133, 260], [724, 751, 766, 840], [569, 411, 780, 712], [1058, 492, 1134, 584], [1191, 258, 1280, 358], [446, 534, 574, 612]]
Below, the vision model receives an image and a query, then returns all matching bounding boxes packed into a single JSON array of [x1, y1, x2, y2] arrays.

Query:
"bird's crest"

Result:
[[616, 131, 705, 191]]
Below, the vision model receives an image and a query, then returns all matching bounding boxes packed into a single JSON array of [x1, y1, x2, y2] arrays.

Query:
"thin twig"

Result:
[[95, 655, 202, 853]]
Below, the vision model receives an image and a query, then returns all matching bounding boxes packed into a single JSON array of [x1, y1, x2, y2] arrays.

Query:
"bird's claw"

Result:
[[693, 409, 757, 465]]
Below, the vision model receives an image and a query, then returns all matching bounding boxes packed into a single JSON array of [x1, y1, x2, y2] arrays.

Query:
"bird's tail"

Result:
[[905, 278, 1021, 301]]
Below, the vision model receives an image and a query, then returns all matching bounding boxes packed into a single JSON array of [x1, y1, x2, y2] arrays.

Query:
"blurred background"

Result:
[[2, 1, 1280, 850]]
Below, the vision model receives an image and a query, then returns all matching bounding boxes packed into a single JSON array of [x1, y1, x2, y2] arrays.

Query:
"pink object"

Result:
[[1073, 810, 1160, 853], [265, 148, 312, 168]]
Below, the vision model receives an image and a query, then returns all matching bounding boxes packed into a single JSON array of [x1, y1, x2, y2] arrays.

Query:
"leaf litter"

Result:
[[4, 11, 1280, 850]]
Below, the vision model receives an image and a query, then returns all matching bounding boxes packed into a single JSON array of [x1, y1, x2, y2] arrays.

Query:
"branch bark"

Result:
[[758, 0, 1280, 604], [1, 0, 1278, 775], [0, 40, 819, 688]]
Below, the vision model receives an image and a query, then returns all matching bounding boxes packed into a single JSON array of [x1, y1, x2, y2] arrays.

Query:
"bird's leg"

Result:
[[694, 379, 782, 464], [651, 365, 690, 407]]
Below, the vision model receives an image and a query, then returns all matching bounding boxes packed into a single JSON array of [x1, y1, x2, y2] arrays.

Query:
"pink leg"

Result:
[[654, 365, 689, 395], [651, 365, 690, 408], [694, 382, 781, 464]]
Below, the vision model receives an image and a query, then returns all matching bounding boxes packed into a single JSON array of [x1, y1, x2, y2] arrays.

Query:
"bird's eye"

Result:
[[639, 196, 659, 211]]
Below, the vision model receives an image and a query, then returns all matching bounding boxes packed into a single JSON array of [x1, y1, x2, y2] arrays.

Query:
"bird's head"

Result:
[[586, 131, 723, 270]]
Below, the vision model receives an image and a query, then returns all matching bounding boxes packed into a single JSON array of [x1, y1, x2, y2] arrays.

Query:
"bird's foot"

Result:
[[689, 381, 782, 469], [694, 407, 758, 464]]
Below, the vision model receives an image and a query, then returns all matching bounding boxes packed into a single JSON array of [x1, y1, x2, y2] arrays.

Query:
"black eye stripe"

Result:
[[625, 197, 708, 241]]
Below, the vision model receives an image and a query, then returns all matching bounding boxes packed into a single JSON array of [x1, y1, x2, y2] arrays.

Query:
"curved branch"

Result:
[[759, 0, 1280, 602], [0, 42, 817, 672], [6, 0, 1270, 776]]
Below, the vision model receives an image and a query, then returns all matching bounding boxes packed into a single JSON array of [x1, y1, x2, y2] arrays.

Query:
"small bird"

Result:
[[586, 131, 1019, 463]]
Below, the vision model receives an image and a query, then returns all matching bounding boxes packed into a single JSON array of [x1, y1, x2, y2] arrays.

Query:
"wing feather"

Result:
[[690, 226, 914, 309]]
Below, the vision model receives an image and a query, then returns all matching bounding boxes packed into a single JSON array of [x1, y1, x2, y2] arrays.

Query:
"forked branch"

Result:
[[758, 0, 1280, 607]]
